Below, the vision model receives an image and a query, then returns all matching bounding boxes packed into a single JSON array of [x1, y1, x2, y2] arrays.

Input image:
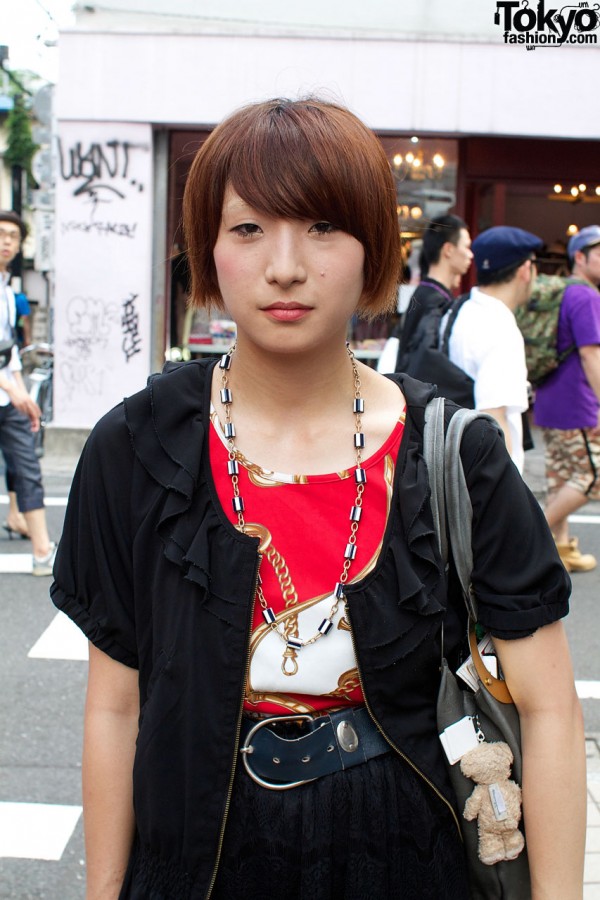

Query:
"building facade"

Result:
[[53, 0, 600, 427]]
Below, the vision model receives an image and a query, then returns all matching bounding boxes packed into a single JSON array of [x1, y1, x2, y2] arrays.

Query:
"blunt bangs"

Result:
[[229, 104, 368, 232], [183, 98, 402, 316]]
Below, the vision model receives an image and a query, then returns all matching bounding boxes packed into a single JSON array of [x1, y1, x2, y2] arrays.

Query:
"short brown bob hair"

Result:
[[183, 98, 402, 319]]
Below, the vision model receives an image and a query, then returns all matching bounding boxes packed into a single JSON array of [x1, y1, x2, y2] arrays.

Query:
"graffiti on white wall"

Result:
[[54, 123, 153, 428], [57, 137, 148, 238]]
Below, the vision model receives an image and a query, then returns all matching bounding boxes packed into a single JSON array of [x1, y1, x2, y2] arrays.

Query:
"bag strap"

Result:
[[439, 292, 470, 356], [419, 278, 455, 307], [1, 285, 17, 353], [444, 405, 479, 612], [423, 396, 479, 616], [423, 397, 448, 566], [423, 397, 514, 704]]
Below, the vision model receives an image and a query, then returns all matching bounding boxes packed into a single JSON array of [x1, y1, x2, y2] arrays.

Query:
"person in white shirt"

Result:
[[447, 226, 542, 473], [0, 210, 55, 574]]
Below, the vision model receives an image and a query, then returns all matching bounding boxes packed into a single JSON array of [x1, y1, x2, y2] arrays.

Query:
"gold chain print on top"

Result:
[[219, 346, 368, 680], [244, 455, 395, 711], [211, 397, 400, 715]]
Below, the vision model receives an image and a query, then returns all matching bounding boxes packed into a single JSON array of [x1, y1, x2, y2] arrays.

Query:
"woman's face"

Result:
[[212, 186, 365, 355]]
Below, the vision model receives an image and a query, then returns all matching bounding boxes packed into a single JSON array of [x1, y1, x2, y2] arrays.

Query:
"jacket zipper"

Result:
[[344, 599, 463, 839], [205, 553, 262, 899]]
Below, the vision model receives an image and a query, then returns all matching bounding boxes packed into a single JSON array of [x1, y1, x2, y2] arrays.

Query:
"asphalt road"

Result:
[[0, 483, 86, 900], [0, 441, 598, 898]]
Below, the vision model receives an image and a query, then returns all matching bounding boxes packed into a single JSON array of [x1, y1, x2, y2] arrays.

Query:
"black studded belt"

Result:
[[239, 706, 391, 790]]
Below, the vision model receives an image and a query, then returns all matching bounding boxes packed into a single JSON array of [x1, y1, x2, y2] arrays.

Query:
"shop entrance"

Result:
[[164, 130, 599, 357], [460, 136, 600, 283]]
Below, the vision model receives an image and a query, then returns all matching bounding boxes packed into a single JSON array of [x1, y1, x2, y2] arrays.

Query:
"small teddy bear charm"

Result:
[[459, 740, 525, 866]]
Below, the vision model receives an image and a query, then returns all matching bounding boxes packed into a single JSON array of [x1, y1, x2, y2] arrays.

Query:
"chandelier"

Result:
[[549, 183, 600, 203], [391, 137, 446, 183]]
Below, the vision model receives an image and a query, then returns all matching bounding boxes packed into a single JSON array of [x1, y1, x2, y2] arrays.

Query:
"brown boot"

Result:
[[555, 537, 597, 573]]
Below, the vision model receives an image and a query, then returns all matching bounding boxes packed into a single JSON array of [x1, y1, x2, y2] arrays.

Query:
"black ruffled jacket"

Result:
[[50, 359, 569, 899]]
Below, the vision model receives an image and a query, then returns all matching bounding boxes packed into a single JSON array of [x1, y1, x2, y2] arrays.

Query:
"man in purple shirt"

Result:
[[534, 225, 600, 572]]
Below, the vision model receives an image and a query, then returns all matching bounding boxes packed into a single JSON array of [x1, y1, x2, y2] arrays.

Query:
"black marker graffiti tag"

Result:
[[59, 360, 104, 401], [57, 138, 149, 213], [60, 220, 138, 239], [122, 293, 142, 362], [65, 295, 120, 359]]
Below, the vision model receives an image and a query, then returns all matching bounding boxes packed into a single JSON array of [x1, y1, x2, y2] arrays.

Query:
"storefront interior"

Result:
[[164, 128, 600, 356]]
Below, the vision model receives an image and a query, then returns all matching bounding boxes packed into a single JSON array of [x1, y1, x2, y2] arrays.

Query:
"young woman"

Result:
[[51, 98, 585, 900]]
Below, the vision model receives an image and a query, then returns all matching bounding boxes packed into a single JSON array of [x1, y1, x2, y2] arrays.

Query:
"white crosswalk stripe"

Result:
[[576, 681, 600, 700], [29, 612, 88, 661], [0, 493, 67, 507], [0, 553, 32, 573], [0, 802, 82, 861]]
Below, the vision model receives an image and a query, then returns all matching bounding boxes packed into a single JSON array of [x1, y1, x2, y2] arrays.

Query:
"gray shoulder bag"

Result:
[[423, 396, 531, 900]]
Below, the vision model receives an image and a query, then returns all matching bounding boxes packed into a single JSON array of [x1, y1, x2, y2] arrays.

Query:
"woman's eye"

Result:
[[232, 223, 262, 237], [310, 222, 338, 235]]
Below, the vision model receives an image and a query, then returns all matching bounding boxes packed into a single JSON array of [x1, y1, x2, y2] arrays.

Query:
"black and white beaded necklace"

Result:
[[218, 343, 367, 676]]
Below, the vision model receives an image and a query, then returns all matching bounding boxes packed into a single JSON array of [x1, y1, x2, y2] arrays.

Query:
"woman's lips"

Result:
[[262, 304, 312, 322]]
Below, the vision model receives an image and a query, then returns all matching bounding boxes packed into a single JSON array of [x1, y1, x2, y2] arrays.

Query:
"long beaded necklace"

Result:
[[219, 343, 367, 676]]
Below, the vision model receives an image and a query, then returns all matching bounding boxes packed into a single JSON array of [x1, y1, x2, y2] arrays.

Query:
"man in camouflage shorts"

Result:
[[534, 226, 600, 572]]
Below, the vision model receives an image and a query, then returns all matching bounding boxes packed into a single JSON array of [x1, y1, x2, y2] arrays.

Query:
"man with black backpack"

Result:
[[377, 214, 472, 376], [533, 225, 600, 573]]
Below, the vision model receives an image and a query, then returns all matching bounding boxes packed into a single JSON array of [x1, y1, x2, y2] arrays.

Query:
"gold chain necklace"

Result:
[[219, 343, 367, 676]]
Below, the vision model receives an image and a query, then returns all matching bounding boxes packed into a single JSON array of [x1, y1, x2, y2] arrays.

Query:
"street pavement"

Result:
[[0, 424, 599, 897]]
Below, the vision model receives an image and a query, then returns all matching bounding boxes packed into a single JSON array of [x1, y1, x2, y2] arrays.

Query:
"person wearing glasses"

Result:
[[0, 210, 55, 573], [445, 226, 542, 473]]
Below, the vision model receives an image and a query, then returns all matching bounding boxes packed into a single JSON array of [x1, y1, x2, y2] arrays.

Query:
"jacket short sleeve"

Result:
[[460, 416, 570, 639], [50, 403, 138, 668]]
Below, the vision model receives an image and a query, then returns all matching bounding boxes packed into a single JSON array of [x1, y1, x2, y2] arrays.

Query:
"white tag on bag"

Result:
[[439, 716, 480, 765], [456, 635, 499, 692]]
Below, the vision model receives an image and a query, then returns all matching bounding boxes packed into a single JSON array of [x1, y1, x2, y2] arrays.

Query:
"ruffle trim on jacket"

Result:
[[124, 364, 203, 503], [123, 360, 259, 617]]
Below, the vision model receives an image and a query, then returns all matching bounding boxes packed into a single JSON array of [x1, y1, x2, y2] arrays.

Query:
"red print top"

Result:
[[210, 407, 405, 716]]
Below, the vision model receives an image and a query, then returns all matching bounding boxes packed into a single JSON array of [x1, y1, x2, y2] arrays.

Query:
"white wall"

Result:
[[53, 122, 153, 428], [72, 0, 498, 39], [57, 29, 599, 139]]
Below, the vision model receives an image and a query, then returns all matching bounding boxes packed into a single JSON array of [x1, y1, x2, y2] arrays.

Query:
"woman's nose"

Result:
[[264, 231, 307, 287]]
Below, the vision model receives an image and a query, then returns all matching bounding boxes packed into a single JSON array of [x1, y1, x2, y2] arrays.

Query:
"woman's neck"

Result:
[[224, 339, 356, 419], [212, 340, 366, 474], [211, 338, 405, 476]]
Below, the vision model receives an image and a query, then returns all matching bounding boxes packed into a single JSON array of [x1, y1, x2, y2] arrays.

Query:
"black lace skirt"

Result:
[[212, 750, 470, 900]]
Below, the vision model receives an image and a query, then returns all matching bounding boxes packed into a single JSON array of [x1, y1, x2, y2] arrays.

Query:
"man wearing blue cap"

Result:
[[534, 225, 600, 573], [446, 225, 542, 473]]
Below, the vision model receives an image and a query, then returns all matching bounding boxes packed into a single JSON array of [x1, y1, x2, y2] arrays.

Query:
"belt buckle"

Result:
[[240, 714, 320, 791]]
